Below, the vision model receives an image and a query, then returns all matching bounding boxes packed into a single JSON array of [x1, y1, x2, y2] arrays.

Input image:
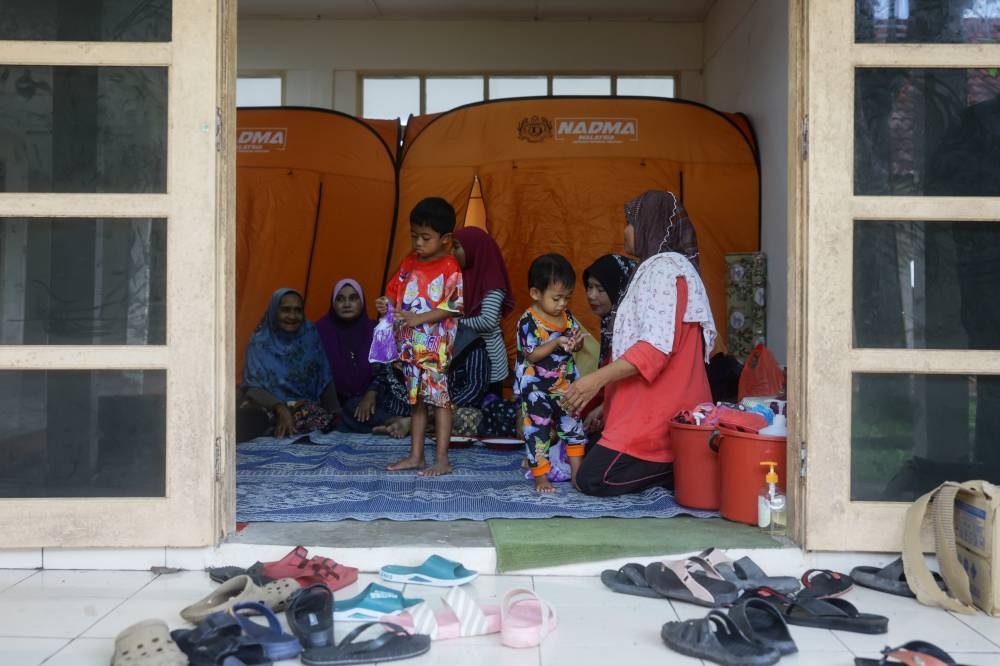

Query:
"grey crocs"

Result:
[[661, 610, 781, 666]]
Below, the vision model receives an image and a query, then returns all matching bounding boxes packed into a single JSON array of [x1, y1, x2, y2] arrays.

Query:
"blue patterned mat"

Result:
[[237, 432, 718, 522]]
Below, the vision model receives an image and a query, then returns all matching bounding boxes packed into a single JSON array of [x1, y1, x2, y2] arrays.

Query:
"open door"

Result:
[[803, 0, 1000, 550], [0, 0, 226, 546]]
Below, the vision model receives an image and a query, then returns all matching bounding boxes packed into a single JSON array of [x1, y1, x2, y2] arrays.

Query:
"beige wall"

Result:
[[237, 19, 705, 112], [704, 0, 790, 364]]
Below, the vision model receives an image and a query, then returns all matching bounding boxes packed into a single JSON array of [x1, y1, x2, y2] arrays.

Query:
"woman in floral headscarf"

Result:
[[563, 191, 717, 496]]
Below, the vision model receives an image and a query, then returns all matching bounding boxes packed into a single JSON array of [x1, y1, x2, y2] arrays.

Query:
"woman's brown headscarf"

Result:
[[624, 190, 700, 269]]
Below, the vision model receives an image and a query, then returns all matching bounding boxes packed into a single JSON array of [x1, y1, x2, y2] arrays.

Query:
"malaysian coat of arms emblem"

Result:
[[517, 115, 553, 142]]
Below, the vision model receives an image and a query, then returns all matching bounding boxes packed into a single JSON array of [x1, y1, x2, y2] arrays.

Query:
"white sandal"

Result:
[[112, 619, 186, 665], [180, 574, 300, 623], [382, 586, 501, 640]]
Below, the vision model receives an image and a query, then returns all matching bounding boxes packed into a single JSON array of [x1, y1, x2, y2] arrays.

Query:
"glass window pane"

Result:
[[0, 370, 166, 497], [0, 219, 166, 345], [854, 221, 1000, 350], [425, 76, 484, 113], [852, 373, 998, 501], [237, 77, 282, 107], [552, 76, 612, 96], [855, 68, 1000, 196], [362, 77, 420, 120], [617, 76, 675, 98], [0, 66, 167, 193], [0, 0, 171, 41], [489, 76, 548, 100], [856, 0, 1000, 43]]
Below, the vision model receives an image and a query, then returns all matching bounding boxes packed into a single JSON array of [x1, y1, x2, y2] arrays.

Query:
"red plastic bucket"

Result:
[[670, 422, 721, 510], [711, 428, 787, 525]]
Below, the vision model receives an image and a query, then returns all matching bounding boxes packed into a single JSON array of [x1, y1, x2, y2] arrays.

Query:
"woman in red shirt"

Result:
[[562, 191, 717, 496]]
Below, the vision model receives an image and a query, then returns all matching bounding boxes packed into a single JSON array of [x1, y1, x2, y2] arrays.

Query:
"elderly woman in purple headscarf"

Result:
[[314, 279, 389, 432]]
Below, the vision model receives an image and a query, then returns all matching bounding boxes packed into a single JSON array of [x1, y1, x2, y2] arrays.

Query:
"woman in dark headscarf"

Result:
[[452, 227, 515, 391], [563, 191, 717, 496], [580, 253, 637, 435], [584, 254, 638, 368], [240, 288, 341, 440]]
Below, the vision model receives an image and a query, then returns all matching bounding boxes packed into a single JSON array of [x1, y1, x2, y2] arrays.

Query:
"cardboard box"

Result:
[[954, 482, 1000, 615]]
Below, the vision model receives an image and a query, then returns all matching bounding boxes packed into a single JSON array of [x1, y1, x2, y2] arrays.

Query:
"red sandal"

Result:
[[300, 556, 358, 592], [260, 546, 358, 592]]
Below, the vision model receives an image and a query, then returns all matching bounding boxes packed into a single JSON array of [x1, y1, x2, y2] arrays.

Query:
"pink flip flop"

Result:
[[500, 588, 557, 648], [380, 586, 501, 640]]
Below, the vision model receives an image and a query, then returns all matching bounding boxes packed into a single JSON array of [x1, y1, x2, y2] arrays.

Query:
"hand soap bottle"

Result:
[[757, 461, 787, 536]]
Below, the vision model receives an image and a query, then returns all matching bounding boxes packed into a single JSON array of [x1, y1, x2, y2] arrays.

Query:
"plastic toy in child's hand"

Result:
[[368, 303, 399, 363]]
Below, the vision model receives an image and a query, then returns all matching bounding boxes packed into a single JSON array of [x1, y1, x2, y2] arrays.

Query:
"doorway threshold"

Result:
[[216, 518, 827, 577], [219, 520, 497, 575]]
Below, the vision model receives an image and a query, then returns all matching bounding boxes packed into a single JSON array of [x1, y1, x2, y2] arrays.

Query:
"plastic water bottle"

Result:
[[758, 414, 787, 437]]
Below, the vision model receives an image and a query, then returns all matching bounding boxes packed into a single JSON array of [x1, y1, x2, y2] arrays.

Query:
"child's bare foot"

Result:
[[534, 476, 555, 493], [386, 417, 411, 439], [419, 461, 453, 477], [372, 425, 390, 435], [520, 457, 530, 470], [387, 455, 424, 471]]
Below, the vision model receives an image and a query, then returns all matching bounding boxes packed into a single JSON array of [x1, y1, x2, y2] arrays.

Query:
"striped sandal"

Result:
[[380, 586, 501, 640]]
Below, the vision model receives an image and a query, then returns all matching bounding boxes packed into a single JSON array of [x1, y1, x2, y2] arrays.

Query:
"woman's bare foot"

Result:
[[372, 425, 390, 435], [534, 476, 555, 493], [386, 417, 411, 439], [419, 461, 453, 477], [387, 455, 424, 471]]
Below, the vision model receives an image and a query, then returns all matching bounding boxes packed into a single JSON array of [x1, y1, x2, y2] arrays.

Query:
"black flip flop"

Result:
[[661, 610, 781, 666], [782, 596, 888, 634], [728, 598, 797, 656], [800, 569, 854, 598], [600, 563, 663, 599], [207, 561, 273, 586], [301, 621, 431, 666], [644, 560, 740, 608], [850, 557, 946, 598], [716, 556, 801, 595], [855, 640, 973, 665]]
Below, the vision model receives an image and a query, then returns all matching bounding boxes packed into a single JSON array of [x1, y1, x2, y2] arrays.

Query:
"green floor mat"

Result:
[[488, 517, 783, 572]]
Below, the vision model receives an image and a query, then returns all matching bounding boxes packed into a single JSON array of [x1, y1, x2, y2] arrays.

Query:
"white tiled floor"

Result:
[[0, 568, 998, 665]]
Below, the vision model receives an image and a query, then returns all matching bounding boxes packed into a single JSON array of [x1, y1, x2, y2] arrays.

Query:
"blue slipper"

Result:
[[333, 583, 424, 622], [232, 601, 303, 661], [379, 555, 479, 587]]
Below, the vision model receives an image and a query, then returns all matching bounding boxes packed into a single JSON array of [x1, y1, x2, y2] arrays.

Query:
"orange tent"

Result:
[[236, 99, 759, 382], [235, 108, 399, 381], [395, 97, 760, 347]]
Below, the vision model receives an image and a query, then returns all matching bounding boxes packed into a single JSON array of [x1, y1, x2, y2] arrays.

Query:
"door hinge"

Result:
[[214, 436, 222, 481], [215, 107, 222, 153], [800, 115, 809, 161], [799, 441, 807, 478]]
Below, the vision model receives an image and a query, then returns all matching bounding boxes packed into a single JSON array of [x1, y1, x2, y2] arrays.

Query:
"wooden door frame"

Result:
[[0, 0, 224, 547], [802, 0, 1000, 551]]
